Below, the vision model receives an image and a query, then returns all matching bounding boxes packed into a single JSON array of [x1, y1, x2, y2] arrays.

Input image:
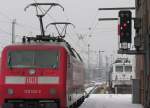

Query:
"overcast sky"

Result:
[[0, 0, 135, 64]]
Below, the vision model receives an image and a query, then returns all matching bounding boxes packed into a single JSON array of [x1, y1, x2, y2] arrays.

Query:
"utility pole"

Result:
[[99, 50, 104, 68], [99, 50, 104, 81], [105, 56, 109, 85], [12, 19, 16, 44], [88, 44, 90, 69], [110, 54, 114, 64], [88, 44, 90, 81]]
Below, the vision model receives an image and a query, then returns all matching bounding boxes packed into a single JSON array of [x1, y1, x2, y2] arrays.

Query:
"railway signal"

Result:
[[119, 10, 132, 43]]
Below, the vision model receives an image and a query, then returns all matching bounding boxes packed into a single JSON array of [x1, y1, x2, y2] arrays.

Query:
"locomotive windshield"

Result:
[[125, 66, 132, 72], [8, 50, 59, 68], [115, 66, 123, 72]]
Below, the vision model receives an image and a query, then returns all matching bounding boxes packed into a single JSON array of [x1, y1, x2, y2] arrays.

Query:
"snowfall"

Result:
[[79, 94, 143, 108]]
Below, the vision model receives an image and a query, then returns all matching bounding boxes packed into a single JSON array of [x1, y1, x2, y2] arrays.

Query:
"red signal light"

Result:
[[123, 23, 127, 27]]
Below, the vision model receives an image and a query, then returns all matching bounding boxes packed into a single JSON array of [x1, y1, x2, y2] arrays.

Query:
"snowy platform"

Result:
[[80, 94, 143, 108]]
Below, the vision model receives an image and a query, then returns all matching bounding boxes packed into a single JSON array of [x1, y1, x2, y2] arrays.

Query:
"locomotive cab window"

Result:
[[125, 66, 132, 72], [115, 66, 123, 72], [8, 50, 59, 68]]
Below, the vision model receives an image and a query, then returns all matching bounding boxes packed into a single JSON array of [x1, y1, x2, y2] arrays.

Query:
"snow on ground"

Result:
[[80, 94, 143, 108]]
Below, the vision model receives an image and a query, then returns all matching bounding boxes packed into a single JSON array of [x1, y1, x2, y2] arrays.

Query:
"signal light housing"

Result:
[[119, 10, 132, 43]]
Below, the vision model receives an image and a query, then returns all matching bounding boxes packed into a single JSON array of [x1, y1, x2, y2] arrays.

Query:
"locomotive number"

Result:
[[26, 77, 38, 84]]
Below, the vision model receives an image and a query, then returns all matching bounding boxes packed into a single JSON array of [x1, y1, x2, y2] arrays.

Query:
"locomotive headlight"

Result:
[[7, 88, 14, 95], [29, 69, 36, 75], [49, 88, 57, 95]]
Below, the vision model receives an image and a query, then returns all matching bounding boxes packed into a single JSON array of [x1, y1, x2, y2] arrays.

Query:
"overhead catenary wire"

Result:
[[69, 27, 88, 46], [56, 4, 89, 47], [57, 10, 90, 58], [87, 10, 99, 37], [67, 28, 86, 49], [88, 21, 99, 37], [65, 33, 88, 61]]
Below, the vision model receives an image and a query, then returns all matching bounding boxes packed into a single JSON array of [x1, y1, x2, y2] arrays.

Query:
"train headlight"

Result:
[[7, 88, 14, 95], [29, 69, 36, 75], [49, 88, 57, 95]]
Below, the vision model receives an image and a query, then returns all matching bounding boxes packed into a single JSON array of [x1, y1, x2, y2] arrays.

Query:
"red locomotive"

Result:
[[0, 3, 85, 108], [0, 39, 85, 108]]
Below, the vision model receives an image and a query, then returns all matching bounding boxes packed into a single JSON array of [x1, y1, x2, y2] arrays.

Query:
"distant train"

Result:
[[110, 58, 134, 94], [0, 37, 85, 108]]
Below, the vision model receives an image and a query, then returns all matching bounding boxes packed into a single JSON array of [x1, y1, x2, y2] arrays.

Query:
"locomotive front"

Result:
[[0, 44, 68, 108]]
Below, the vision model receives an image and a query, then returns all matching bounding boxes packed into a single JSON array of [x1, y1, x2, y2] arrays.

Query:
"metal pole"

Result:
[[98, 18, 136, 21], [12, 19, 16, 43], [38, 15, 45, 36], [105, 56, 109, 84], [98, 50, 101, 70], [147, 0, 150, 107], [145, 0, 150, 107], [99, 50, 104, 81], [98, 50, 104, 68], [98, 7, 135, 11], [88, 44, 90, 81], [144, 33, 149, 108], [99, 18, 118, 21]]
